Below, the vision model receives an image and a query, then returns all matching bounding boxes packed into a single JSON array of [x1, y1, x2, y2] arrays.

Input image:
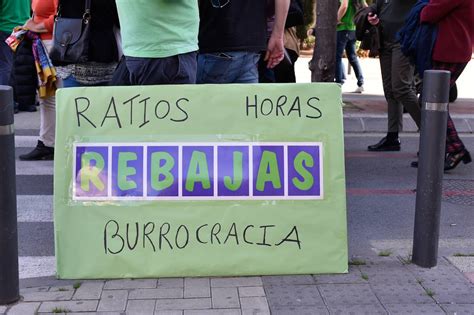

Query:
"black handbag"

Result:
[[50, 0, 91, 64]]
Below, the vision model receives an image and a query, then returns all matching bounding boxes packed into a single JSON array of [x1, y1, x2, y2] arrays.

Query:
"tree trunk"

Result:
[[310, 0, 338, 82]]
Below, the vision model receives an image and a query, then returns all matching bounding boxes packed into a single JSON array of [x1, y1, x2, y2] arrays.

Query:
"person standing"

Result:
[[336, 0, 365, 93], [419, 0, 472, 170], [367, 0, 422, 151], [115, 0, 199, 85], [197, 0, 289, 84], [0, 0, 30, 85], [20, 0, 121, 160]]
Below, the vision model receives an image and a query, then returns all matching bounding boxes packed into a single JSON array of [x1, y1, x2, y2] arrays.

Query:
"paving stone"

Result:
[[20, 286, 50, 294], [184, 278, 210, 298], [402, 117, 419, 132], [155, 311, 183, 315], [466, 118, 474, 133], [49, 285, 74, 292], [441, 304, 474, 315], [241, 310, 270, 315], [240, 297, 269, 311], [371, 283, 434, 304], [97, 290, 128, 312], [67, 313, 122, 315], [270, 306, 329, 315], [384, 303, 445, 314], [465, 273, 474, 284], [406, 262, 469, 284], [425, 282, 474, 304], [366, 272, 419, 285], [343, 117, 364, 133], [6, 302, 40, 315], [73, 281, 104, 300], [261, 275, 315, 286], [327, 304, 387, 315], [314, 266, 365, 284], [185, 310, 241, 315], [265, 285, 324, 307], [319, 284, 379, 305], [22, 290, 74, 302], [363, 117, 388, 133], [158, 278, 184, 288], [126, 299, 156, 314], [129, 288, 183, 299], [38, 300, 98, 313], [451, 118, 471, 133], [238, 287, 265, 297], [212, 287, 239, 309], [155, 298, 211, 310], [211, 277, 262, 288], [104, 279, 157, 290]]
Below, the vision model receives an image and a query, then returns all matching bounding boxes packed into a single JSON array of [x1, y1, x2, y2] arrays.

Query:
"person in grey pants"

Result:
[[367, 0, 421, 151]]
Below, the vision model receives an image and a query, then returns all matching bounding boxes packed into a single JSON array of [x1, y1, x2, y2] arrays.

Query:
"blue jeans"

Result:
[[0, 31, 13, 85], [197, 51, 260, 84], [335, 30, 364, 87]]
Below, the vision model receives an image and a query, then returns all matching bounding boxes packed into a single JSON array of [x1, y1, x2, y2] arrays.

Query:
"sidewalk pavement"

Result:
[[2, 255, 473, 314]]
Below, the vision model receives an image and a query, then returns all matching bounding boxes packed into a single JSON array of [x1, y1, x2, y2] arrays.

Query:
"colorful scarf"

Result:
[[6, 27, 57, 98]]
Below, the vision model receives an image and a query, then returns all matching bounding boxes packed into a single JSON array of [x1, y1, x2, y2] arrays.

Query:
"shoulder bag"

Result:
[[50, 0, 91, 64]]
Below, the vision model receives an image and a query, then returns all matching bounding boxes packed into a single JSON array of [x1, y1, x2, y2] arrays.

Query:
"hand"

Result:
[[23, 18, 47, 33], [368, 13, 379, 26], [265, 34, 284, 69]]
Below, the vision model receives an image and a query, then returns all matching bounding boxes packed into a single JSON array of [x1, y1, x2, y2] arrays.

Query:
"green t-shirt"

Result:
[[337, 0, 357, 32], [116, 0, 199, 58], [0, 0, 30, 33]]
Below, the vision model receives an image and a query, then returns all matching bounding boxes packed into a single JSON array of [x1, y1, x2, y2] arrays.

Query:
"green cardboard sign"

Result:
[[54, 83, 348, 279]]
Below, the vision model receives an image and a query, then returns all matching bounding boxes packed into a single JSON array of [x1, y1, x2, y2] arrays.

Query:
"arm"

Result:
[[265, 0, 290, 68], [420, 0, 462, 24], [337, 0, 349, 22]]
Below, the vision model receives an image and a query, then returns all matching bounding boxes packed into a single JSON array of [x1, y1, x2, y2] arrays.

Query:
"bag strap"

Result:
[[56, 0, 92, 19]]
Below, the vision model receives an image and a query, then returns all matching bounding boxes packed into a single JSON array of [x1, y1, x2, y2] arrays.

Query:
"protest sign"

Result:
[[54, 83, 347, 278]]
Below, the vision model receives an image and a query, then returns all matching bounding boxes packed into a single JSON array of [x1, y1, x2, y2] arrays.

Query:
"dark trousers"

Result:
[[431, 61, 468, 154], [125, 51, 197, 85], [379, 41, 421, 132], [0, 31, 13, 86], [273, 49, 299, 83]]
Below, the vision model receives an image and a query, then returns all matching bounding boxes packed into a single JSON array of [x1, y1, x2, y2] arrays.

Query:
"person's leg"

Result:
[[335, 31, 348, 84], [273, 49, 298, 83], [368, 42, 401, 151], [197, 51, 239, 84], [0, 31, 13, 86], [391, 43, 421, 129], [345, 31, 364, 88], [235, 52, 260, 84]]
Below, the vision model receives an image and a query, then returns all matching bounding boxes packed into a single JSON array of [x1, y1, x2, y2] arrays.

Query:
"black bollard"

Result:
[[412, 70, 451, 268], [0, 85, 20, 304]]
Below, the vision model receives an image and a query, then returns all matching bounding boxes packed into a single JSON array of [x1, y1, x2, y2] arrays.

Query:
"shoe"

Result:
[[444, 149, 471, 171], [354, 86, 364, 93], [411, 160, 418, 168], [19, 140, 54, 161], [368, 137, 401, 152]]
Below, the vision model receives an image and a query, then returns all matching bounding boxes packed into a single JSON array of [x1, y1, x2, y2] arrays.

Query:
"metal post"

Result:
[[0, 85, 20, 304], [412, 70, 451, 268]]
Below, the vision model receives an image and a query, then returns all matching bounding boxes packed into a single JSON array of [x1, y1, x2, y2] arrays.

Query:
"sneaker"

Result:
[[19, 140, 54, 161], [354, 86, 364, 93]]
